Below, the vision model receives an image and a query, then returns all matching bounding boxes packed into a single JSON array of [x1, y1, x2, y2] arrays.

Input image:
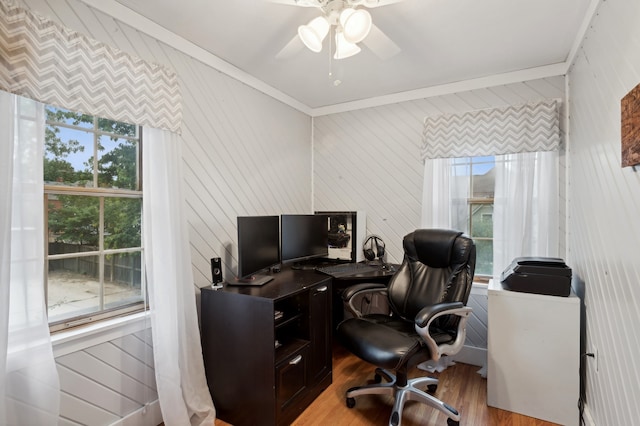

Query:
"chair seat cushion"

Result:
[[337, 315, 425, 371], [337, 314, 459, 371]]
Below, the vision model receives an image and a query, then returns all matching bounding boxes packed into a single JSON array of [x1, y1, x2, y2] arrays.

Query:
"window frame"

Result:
[[44, 108, 145, 333]]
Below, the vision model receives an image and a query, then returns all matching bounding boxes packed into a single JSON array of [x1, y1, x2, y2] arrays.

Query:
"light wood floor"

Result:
[[215, 343, 558, 426]]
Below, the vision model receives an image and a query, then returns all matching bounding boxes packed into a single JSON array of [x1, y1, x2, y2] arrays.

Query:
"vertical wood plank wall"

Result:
[[567, 1, 640, 425]]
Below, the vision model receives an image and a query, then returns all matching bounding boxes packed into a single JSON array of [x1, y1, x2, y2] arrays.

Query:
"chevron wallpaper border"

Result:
[[0, 0, 182, 133], [421, 99, 560, 160]]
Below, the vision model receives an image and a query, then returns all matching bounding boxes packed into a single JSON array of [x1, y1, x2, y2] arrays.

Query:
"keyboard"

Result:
[[315, 262, 379, 278]]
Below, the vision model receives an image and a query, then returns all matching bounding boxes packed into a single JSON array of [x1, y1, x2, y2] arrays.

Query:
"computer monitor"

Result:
[[314, 211, 366, 263], [235, 215, 280, 283], [281, 214, 329, 267]]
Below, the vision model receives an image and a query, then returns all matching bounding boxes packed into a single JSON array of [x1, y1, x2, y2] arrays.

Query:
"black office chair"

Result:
[[336, 229, 476, 426]]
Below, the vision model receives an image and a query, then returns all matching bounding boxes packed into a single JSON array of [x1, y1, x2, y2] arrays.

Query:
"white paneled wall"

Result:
[[55, 329, 158, 426], [17, 1, 618, 425], [314, 77, 567, 264], [22, 0, 312, 288], [20, 0, 313, 424], [313, 77, 566, 367], [567, 1, 640, 425]]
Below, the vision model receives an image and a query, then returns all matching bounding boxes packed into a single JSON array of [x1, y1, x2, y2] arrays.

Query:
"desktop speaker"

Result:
[[211, 257, 223, 284], [363, 235, 385, 262]]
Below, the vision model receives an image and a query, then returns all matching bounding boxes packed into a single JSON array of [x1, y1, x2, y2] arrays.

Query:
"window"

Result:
[[44, 106, 144, 331], [451, 156, 496, 278]]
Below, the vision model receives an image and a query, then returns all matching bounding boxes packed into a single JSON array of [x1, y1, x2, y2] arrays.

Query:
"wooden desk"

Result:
[[201, 268, 332, 426]]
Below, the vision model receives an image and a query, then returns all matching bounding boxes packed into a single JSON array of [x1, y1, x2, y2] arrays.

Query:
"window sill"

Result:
[[51, 311, 151, 358]]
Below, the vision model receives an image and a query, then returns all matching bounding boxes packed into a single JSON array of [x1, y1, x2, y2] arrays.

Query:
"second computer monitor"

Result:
[[280, 214, 328, 265]]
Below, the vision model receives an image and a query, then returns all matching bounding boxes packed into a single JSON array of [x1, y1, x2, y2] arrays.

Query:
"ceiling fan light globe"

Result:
[[334, 32, 361, 59], [298, 16, 330, 53], [340, 8, 372, 44]]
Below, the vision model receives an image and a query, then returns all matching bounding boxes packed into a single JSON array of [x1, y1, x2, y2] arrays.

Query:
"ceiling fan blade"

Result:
[[276, 34, 304, 60], [362, 23, 401, 60]]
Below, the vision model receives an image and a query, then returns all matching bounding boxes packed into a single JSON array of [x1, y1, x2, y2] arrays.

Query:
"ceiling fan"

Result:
[[273, 0, 404, 61]]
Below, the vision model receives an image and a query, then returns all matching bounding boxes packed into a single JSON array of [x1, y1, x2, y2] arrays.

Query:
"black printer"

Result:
[[501, 257, 572, 297]]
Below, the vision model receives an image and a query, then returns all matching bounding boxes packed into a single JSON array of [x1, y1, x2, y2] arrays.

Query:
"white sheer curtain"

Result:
[[0, 92, 60, 425], [143, 127, 216, 426], [422, 152, 559, 278], [421, 158, 469, 230], [492, 151, 559, 278], [421, 158, 452, 228]]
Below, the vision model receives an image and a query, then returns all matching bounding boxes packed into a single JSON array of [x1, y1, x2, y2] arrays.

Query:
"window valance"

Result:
[[0, 0, 182, 133], [421, 99, 560, 160]]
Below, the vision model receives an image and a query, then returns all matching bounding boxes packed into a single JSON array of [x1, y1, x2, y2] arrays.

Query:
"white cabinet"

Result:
[[487, 279, 580, 426]]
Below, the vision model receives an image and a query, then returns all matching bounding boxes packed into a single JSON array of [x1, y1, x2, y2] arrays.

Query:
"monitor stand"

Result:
[[226, 274, 274, 286]]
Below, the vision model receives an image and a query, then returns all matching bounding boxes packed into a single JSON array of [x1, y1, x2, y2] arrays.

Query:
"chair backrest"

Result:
[[387, 229, 476, 325]]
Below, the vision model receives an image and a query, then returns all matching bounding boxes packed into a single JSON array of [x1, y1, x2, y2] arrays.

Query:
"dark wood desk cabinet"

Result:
[[201, 268, 332, 426]]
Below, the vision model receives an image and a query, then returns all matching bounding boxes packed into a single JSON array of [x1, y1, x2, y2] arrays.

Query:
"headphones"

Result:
[[363, 235, 385, 261]]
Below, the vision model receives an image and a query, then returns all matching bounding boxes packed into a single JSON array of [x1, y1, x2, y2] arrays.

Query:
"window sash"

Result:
[[44, 111, 145, 331]]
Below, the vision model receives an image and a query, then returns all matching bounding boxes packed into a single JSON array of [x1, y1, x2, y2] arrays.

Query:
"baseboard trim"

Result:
[[109, 400, 162, 426], [452, 345, 487, 367]]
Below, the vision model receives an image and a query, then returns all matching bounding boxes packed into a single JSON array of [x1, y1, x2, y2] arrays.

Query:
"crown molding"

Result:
[[310, 63, 568, 116], [78, 0, 313, 115], [80, 0, 571, 118]]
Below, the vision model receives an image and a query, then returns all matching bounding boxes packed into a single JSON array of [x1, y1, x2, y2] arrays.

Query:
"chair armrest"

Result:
[[414, 303, 472, 361], [415, 302, 464, 327], [341, 283, 388, 318]]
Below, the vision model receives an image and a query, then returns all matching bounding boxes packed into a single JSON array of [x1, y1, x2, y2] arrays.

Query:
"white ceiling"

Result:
[[109, 0, 593, 110]]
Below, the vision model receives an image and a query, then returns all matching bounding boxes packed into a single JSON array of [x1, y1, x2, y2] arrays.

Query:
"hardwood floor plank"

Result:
[[213, 343, 559, 426]]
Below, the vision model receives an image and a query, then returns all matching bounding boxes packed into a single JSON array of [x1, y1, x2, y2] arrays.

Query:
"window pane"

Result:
[[98, 136, 139, 190], [449, 156, 495, 278], [471, 204, 493, 238], [44, 126, 94, 187], [104, 198, 142, 249], [48, 255, 102, 321], [104, 252, 143, 308], [471, 158, 495, 198], [46, 106, 94, 129], [98, 117, 136, 137], [48, 195, 99, 246], [452, 163, 470, 177], [475, 239, 493, 276]]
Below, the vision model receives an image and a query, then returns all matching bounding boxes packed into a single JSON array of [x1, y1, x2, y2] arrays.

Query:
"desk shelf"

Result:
[[201, 268, 332, 426]]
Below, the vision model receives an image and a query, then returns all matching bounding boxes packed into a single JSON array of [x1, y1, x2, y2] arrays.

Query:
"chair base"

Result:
[[345, 367, 460, 426]]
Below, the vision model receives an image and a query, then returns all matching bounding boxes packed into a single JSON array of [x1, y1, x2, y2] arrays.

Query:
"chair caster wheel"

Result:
[[346, 397, 356, 408], [427, 384, 437, 393], [447, 418, 459, 426]]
